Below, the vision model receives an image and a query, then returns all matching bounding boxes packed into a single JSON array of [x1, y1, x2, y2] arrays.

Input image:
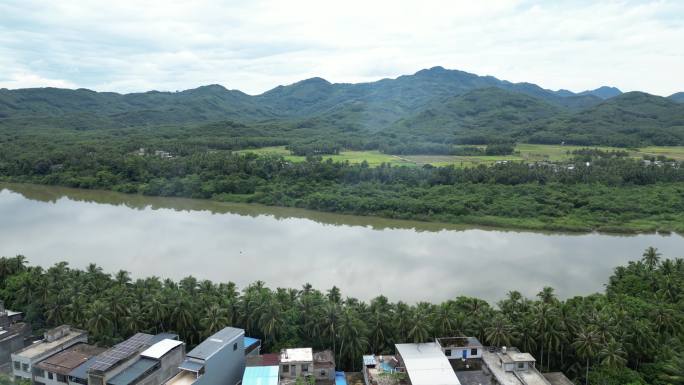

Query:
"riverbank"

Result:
[[4, 176, 683, 235]]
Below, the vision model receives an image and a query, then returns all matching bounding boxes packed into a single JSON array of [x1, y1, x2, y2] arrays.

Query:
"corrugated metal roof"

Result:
[[68, 355, 100, 380], [395, 343, 461, 385], [36, 344, 105, 375], [108, 358, 159, 385], [187, 327, 243, 361], [140, 339, 183, 359], [242, 366, 278, 385]]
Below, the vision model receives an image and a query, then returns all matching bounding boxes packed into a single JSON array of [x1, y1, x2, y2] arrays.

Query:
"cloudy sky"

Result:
[[1, 0, 682, 96]]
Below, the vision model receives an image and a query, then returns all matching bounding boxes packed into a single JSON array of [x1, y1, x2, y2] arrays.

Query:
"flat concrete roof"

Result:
[[482, 351, 548, 385], [395, 343, 461, 385], [280, 348, 312, 363], [498, 352, 536, 364], [14, 328, 86, 359]]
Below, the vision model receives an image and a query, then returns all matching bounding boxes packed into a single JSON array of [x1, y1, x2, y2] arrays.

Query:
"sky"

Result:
[[0, 0, 682, 96]]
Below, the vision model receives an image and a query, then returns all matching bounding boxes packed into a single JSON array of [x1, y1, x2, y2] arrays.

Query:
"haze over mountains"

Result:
[[1, 66, 683, 147]]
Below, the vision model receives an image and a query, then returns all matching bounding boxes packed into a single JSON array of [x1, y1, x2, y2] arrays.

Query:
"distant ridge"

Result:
[[1, 66, 682, 147]]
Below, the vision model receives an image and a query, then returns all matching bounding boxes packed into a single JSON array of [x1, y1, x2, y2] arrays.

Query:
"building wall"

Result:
[[280, 361, 314, 379], [34, 369, 70, 385], [442, 346, 482, 360], [194, 335, 245, 385], [0, 325, 30, 365], [139, 345, 185, 385], [12, 333, 88, 383]]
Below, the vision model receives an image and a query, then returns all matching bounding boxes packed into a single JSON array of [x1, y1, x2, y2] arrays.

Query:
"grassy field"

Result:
[[237, 144, 684, 167]]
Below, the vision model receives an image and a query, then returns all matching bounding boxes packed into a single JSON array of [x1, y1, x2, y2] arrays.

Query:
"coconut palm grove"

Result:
[[1, 247, 683, 385]]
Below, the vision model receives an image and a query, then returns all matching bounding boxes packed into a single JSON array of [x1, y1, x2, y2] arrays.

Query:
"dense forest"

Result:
[[2, 134, 684, 233], [1, 248, 683, 384]]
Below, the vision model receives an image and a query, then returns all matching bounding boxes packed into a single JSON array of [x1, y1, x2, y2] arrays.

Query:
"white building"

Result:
[[11, 326, 88, 383], [395, 343, 461, 385]]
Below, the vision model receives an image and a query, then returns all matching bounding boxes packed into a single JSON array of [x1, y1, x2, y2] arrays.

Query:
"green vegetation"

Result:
[[2, 248, 684, 384], [2, 67, 684, 233]]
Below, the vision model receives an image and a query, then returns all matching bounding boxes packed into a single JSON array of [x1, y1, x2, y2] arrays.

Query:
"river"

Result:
[[1, 183, 682, 304]]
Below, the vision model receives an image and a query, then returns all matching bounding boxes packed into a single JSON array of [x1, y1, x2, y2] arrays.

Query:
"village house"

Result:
[[0, 301, 31, 371]]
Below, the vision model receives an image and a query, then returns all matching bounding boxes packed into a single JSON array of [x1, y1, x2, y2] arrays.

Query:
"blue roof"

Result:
[[69, 355, 100, 380], [335, 372, 347, 385], [244, 337, 260, 349], [242, 366, 278, 385], [108, 358, 159, 385]]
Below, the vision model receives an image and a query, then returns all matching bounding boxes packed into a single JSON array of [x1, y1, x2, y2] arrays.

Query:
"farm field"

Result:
[[237, 144, 684, 167]]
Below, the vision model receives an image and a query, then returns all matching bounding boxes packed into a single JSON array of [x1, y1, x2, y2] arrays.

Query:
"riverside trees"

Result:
[[1, 247, 682, 384]]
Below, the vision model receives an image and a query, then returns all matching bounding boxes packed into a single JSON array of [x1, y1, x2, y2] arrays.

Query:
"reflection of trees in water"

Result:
[[1, 182, 482, 233]]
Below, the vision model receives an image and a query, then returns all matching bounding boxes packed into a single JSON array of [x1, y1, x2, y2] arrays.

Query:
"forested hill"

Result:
[[1, 66, 684, 147]]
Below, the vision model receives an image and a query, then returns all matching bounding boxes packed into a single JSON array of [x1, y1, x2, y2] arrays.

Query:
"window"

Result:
[[13, 361, 20, 370], [282, 365, 290, 374], [320, 370, 326, 376], [48, 373, 54, 380], [233, 343, 238, 351], [301, 364, 309, 373], [22, 363, 29, 372], [33, 368, 45, 377], [471, 348, 478, 356], [57, 374, 68, 383], [517, 363, 525, 369], [444, 349, 451, 356]]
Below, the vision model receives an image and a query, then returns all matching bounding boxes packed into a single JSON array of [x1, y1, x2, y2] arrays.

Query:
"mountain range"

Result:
[[1, 66, 683, 148]]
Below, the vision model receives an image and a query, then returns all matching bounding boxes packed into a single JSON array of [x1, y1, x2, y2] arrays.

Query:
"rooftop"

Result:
[[140, 339, 183, 359], [35, 344, 106, 375], [14, 327, 87, 359], [498, 351, 536, 364], [244, 337, 260, 349], [108, 357, 159, 385], [543, 373, 574, 385], [165, 370, 198, 385], [436, 337, 482, 348], [482, 350, 549, 385], [187, 327, 243, 361], [395, 343, 461, 385], [314, 350, 335, 365], [89, 333, 154, 372], [246, 353, 280, 367], [242, 365, 279, 385], [280, 348, 313, 363], [68, 355, 101, 380]]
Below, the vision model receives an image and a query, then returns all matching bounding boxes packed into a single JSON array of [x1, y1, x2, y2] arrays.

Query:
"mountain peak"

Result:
[[579, 86, 622, 99]]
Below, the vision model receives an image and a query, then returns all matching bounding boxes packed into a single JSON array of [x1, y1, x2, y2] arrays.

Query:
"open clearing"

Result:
[[237, 144, 684, 167]]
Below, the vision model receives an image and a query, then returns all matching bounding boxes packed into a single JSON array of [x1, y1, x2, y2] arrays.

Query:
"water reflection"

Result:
[[1, 183, 682, 304]]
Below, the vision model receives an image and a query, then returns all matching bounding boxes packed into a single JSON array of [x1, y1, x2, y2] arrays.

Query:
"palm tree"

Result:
[[258, 297, 284, 346], [485, 315, 513, 347], [599, 340, 627, 367], [408, 312, 431, 343], [572, 328, 601, 385], [659, 353, 684, 384], [642, 246, 661, 270], [202, 304, 229, 338]]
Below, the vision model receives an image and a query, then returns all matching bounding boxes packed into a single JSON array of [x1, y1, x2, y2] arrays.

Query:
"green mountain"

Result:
[[0, 67, 682, 148], [670, 92, 684, 103]]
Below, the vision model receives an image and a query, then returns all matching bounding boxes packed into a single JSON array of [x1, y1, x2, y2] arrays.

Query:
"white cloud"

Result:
[[0, 0, 682, 95]]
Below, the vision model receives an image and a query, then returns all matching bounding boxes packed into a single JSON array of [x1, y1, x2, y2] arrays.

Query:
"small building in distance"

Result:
[[436, 337, 483, 370], [243, 338, 261, 357], [279, 348, 336, 385], [0, 301, 31, 371], [11, 326, 88, 382], [165, 327, 245, 385], [480, 347, 549, 385], [34, 343, 105, 385]]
